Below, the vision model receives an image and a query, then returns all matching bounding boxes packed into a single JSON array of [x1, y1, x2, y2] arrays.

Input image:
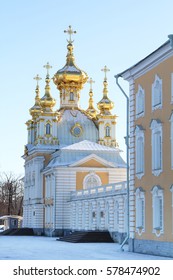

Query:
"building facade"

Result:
[[22, 26, 127, 238], [118, 35, 173, 257]]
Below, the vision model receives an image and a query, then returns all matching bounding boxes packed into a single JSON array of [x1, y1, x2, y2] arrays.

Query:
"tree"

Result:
[[0, 172, 24, 217]]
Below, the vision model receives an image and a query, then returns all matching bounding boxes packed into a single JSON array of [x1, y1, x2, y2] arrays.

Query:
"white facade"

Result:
[[23, 29, 127, 239]]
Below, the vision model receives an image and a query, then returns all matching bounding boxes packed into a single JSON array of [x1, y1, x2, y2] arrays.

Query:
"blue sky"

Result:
[[0, 0, 173, 175]]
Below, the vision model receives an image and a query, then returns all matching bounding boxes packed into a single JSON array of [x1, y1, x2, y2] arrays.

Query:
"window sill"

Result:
[[152, 104, 162, 111], [136, 112, 144, 119], [136, 172, 144, 179], [152, 169, 162, 176]]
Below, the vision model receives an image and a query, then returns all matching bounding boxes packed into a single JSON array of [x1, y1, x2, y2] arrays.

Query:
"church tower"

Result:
[[97, 66, 118, 147], [53, 26, 88, 109], [23, 26, 126, 236]]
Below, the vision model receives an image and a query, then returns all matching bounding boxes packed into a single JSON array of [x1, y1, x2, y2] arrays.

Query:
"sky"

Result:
[[1, 0, 173, 176]]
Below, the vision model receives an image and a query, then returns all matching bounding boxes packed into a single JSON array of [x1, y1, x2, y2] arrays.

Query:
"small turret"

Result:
[[97, 66, 114, 115], [29, 74, 42, 118], [40, 62, 56, 111]]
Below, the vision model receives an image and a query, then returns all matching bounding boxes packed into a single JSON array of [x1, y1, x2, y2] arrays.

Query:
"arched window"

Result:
[[152, 75, 162, 110], [46, 123, 51, 135], [170, 113, 173, 169], [83, 172, 102, 189], [136, 85, 145, 118], [105, 125, 111, 137], [151, 185, 164, 236], [135, 125, 145, 178], [150, 119, 162, 176], [135, 187, 145, 235]]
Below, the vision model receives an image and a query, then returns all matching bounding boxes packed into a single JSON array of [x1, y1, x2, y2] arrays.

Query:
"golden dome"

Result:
[[53, 42, 88, 91], [97, 75, 114, 115]]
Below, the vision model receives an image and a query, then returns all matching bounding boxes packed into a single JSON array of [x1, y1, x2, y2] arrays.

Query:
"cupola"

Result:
[[97, 66, 114, 115]]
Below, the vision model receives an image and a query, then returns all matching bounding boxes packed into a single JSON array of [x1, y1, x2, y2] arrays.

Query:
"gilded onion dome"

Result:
[[86, 78, 97, 118], [97, 66, 114, 115], [30, 74, 42, 117], [53, 26, 88, 91], [40, 63, 56, 111]]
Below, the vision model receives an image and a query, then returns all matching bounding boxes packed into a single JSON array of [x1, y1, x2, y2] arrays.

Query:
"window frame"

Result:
[[135, 125, 145, 179], [136, 85, 145, 119], [170, 113, 173, 169], [150, 119, 163, 176], [151, 185, 164, 236], [152, 74, 162, 111], [135, 187, 145, 235]]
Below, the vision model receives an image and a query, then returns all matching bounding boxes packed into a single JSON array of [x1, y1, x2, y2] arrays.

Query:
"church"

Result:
[[22, 26, 127, 240]]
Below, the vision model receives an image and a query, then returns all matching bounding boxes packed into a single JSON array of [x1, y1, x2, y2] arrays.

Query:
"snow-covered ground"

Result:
[[0, 236, 171, 260]]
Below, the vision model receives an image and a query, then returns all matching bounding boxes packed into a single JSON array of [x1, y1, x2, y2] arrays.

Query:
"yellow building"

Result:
[[117, 35, 173, 257]]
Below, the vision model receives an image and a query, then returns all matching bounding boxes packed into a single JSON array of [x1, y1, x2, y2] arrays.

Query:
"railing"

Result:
[[70, 181, 127, 201]]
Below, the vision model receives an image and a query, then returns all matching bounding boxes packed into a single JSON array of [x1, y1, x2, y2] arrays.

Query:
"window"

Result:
[[135, 187, 145, 235], [135, 125, 145, 179], [136, 85, 145, 118], [114, 200, 119, 231], [171, 73, 173, 103], [83, 172, 102, 189], [152, 75, 162, 110], [170, 113, 173, 169], [70, 92, 74, 101], [170, 185, 173, 234], [46, 123, 51, 135], [151, 185, 164, 236], [105, 125, 111, 137], [150, 119, 162, 176]]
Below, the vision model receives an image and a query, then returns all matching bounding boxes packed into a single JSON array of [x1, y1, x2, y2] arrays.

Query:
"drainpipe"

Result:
[[114, 74, 130, 251]]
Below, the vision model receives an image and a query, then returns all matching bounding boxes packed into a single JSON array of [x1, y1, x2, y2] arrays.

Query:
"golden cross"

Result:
[[64, 25, 77, 43], [33, 74, 42, 86], [101, 65, 110, 80], [43, 62, 52, 75], [87, 78, 95, 91]]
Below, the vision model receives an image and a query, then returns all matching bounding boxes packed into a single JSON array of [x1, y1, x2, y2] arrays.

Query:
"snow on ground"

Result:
[[0, 236, 171, 260]]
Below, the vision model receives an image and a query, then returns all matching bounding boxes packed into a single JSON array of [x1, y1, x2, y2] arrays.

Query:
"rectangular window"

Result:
[[171, 73, 173, 103], [136, 198, 144, 228], [171, 121, 173, 169], [153, 196, 163, 230]]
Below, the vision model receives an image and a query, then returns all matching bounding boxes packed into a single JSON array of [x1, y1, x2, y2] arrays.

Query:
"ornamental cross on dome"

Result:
[[33, 74, 42, 86], [101, 65, 110, 80], [87, 78, 95, 91], [43, 62, 52, 76], [64, 25, 77, 43]]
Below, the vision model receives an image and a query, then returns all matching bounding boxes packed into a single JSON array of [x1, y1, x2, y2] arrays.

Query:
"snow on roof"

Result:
[[61, 140, 119, 152], [0, 215, 23, 220]]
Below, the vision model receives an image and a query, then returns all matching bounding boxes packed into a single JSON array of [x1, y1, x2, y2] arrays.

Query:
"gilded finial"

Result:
[[33, 74, 42, 86], [87, 78, 95, 92], [43, 62, 52, 76], [101, 65, 110, 80], [64, 25, 77, 43], [86, 77, 97, 118]]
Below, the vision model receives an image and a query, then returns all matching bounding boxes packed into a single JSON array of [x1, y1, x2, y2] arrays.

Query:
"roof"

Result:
[[44, 140, 126, 170], [61, 140, 119, 152], [116, 38, 172, 80]]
